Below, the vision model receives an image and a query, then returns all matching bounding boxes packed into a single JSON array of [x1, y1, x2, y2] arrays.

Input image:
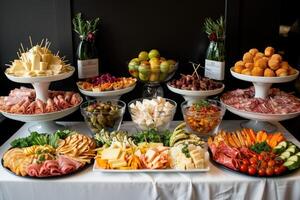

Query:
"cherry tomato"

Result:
[[266, 167, 274, 176], [258, 168, 266, 176], [268, 160, 276, 168], [250, 157, 257, 165], [242, 159, 250, 166], [278, 165, 287, 174], [274, 167, 281, 175], [240, 164, 248, 173], [258, 155, 263, 161], [260, 152, 267, 158], [248, 166, 257, 175], [260, 161, 268, 169]]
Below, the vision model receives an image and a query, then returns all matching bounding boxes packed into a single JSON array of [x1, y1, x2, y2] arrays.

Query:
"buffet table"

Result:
[[1, 121, 300, 200]]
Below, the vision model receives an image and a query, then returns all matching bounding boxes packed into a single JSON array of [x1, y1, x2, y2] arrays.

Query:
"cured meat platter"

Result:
[[2, 130, 96, 178]]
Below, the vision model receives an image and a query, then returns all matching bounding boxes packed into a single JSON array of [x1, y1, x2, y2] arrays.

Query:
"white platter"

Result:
[[93, 152, 210, 173], [167, 83, 224, 102], [230, 67, 299, 83], [5, 67, 75, 83], [78, 84, 136, 98], [223, 102, 300, 121], [0, 97, 82, 122]]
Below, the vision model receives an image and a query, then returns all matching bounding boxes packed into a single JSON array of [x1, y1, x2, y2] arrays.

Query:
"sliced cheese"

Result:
[[101, 148, 121, 160], [108, 159, 127, 168], [42, 54, 52, 63], [30, 53, 41, 70], [40, 62, 48, 70]]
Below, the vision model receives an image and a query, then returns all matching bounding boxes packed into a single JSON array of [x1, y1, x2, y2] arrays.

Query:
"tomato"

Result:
[[268, 160, 276, 168], [250, 157, 258, 165], [242, 159, 250, 166], [248, 166, 257, 175], [240, 164, 248, 173], [260, 161, 268, 169], [274, 167, 281, 175], [266, 167, 274, 176], [278, 165, 287, 174], [260, 152, 267, 158], [258, 155, 263, 161], [258, 168, 266, 176]]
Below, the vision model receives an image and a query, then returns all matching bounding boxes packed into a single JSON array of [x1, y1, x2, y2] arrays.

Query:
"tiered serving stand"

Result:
[[167, 83, 225, 103], [1, 67, 82, 133], [222, 67, 300, 132]]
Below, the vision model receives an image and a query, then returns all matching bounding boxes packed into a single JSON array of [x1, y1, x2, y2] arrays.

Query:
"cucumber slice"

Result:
[[281, 151, 291, 160], [287, 155, 299, 163], [278, 141, 288, 149], [284, 160, 300, 170], [286, 147, 297, 154], [273, 145, 286, 154]]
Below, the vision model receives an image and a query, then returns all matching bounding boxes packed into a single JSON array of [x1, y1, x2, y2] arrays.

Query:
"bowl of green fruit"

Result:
[[128, 49, 178, 84]]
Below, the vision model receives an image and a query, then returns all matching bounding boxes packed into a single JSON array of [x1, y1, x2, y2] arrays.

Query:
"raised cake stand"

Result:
[[2, 68, 82, 133], [223, 68, 300, 132]]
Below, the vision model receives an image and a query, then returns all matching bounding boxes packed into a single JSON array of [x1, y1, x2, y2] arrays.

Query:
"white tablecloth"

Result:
[[1, 121, 300, 200]]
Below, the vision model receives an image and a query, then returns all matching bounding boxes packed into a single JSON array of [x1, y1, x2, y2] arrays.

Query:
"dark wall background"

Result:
[[1, 0, 299, 143]]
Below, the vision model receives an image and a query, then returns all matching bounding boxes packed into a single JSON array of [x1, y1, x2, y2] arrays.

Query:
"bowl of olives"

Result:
[[81, 99, 126, 134]]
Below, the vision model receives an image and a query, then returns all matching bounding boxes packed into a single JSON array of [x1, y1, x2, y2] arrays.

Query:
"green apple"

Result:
[[139, 72, 150, 81], [130, 58, 140, 63], [148, 49, 160, 59], [167, 59, 177, 73], [160, 61, 170, 73], [138, 51, 149, 61], [149, 72, 160, 82], [138, 61, 151, 74]]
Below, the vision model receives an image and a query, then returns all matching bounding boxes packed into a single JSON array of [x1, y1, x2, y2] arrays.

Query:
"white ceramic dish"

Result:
[[5, 67, 75, 83], [93, 152, 210, 173], [0, 97, 82, 122], [78, 84, 136, 98], [167, 83, 224, 102]]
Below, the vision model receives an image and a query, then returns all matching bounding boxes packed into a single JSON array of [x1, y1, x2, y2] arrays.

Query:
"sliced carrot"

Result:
[[247, 128, 256, 143]]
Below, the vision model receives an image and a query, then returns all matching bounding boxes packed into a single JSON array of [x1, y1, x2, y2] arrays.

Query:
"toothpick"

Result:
[[56, 51, 60, 56], [5, 64, 12, 67], [17, 52, 21, 58], [40, 38, 44, 46], [20, 43, 25, 53], [29, 36, 33, 47]]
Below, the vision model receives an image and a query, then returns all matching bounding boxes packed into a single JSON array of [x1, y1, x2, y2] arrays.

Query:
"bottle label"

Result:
[[77, 59, 99, 79], [205, 59, 225, 80]]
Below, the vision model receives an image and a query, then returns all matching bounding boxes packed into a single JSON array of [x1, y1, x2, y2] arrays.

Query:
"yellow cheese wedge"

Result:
[[108, 159, 127, 168], [40, 62, 48, 70], [42, 54, 52, 63], [101, 148, 121, 160]]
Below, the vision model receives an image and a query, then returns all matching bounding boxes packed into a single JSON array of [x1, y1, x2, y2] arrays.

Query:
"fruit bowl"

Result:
[[128, 49, 178, 97], [80, 99, 126, 134], [128, 97, 177, 131], [181, 99, 225, 137], [129, 60, 178, 84]]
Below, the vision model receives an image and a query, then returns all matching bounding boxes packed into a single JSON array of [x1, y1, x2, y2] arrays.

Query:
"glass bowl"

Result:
[[80, 99, 126, 134], [181, 99, 225, 137], [128, 61, 178, 84], [128, 97, 177, 131]]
